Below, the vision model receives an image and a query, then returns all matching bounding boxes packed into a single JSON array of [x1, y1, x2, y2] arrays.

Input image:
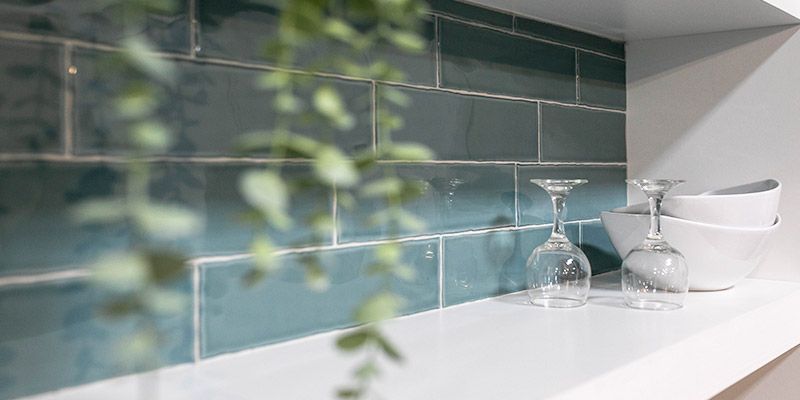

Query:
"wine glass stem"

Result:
[[549, 192, 568, 242], [647, 194, 664, 241]]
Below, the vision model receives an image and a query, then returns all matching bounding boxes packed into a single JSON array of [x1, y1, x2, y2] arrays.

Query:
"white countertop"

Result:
[[28, 272, 800, 400]]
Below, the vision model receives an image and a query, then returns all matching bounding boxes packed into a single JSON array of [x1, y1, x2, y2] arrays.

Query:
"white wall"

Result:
[[626, 24, 800, 281]]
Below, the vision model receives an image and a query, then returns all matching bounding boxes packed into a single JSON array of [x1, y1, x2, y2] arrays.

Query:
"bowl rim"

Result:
[[602, 210, 782, 232], [670, 179, 781, 199]]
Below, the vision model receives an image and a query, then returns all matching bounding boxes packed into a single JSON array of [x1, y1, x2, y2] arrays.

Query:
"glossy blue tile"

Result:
[[427, 0, 513, 29], [515, 17, 624, 59], [73, 49, 372, 156], [443, 224, 578, 306], [0, 276, 193, 400], [581, 221, 622, 275], [440, 19, 576, 102], [338, 164, 515, 242], [197, 0, 437, 85], [0, 39, 62, 153], [0, 1, 190, 53], [0, 162, 329, 275], [540, 104, 626, 162], [381, 86, 537, 160], [579, 52, 626, 109], [517, 166, 627, 226], [201, 239, 439, 357]]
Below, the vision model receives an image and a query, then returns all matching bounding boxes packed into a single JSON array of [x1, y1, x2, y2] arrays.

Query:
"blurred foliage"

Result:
[[75, 0, 433, 397]]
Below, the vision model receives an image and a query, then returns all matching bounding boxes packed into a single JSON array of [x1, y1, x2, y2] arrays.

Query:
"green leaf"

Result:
[[146, 250, 187, 283], [375, 334, 403, 362], [387, 30, 426, 52], [252, 236, 277, 271], [142, 288, 187, 315], [89, 252, 149, 292], [395, 208, 426, 232], [115, 84, 158, 118], [383, 142, 434, 161], [121, 37, 176, 83], [336, 330, 371, 351], [274, 91, 303, 114], [100, 297, 141, 318], [360, 177, 404, 198], [393, 263, 416, 281], [324, 18, 358, 42], [303, 258, 330, 292], [239, 169, 292, 229], [355, 291, 405, 323], [133, 203, 202, 239], [376, 243, 401, 265], [257, 71, 293, 90], [131, 121, 173, 152], [336, 388, 362, 399], [313, 85, 355, 130], [117, 329, 158, 368], [72, 199, 126, 224], [355, 362, 379, 379], [313, 146, 359, 187], [380, 86, 410, 107]]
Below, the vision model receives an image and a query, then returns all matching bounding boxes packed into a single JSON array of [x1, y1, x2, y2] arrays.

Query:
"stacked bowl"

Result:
[[601, 180, 782, 290]]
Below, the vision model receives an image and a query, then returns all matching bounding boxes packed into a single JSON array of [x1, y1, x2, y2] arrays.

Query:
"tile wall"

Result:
[[0, 0, 626, 398]]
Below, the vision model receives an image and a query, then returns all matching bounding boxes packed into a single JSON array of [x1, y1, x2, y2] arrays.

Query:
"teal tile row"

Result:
[[0, 162, 329, 276], [581, 221, 623, 275], [0, 275, 193, 400], [73, 49, 373, 157], [381, 86, 538, 161], [439, 19, 577, 102], [442, 224, 578, 306], [197, 0, 438, 85], [337, 164, 516, 242], [0, 1, 189, 53], [427, 0, 513, 29], [518, 165, 627, 226], [201, 239, 439, 357], [579, 52, 626, 110], [0, 39, 62, 154], [515, 17, 625, 59], [540, 105, 626, 162]]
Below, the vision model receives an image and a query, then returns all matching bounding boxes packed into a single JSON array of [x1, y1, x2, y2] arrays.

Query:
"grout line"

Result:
[[433, 14, 625, 62], [62, 42, 74, 156], [514, 163, 519, 227], [192, 262, 201, 363], [371, 82, 378, 153], [575, 49, 581, 103], [579, 221, 584, 246], [537, 102, 543, 162], [0, 269, 90, 287], [0, 153, 628, 167], [331, 186, 339, 246], [434, 16, 442, 88], [189, 0, 199, 58], [438, 236, 444, 308], [511, 15, 517, 32]]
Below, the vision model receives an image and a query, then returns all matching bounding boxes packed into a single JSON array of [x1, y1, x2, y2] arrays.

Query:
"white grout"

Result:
[[62, 42, 74, 155], [514, 163, 520, 227], [192, 262, 201, 363], [371, 82, 378, 153], [438, 236, 445, 308], [537, 102, 543, 162], [575, 49, 581, 103], [434, 16, 442, 88], [188, 0, 199, 58], [331, 186, 339, 246], [0, 269, 90, 286]]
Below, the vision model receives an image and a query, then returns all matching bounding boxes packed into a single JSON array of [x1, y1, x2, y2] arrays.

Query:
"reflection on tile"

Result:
[[73, 49, 372, 156], [443, 224, 578, 306], [0, 277, 193, 399], [440, 20, 576, 102], [427, 0, 513, 29], [579, 52, 626, 109], [0, 1, 189, 52], [515, 17, 625, 59], [197, 0, 437, 85], [540, 105, 626, 162], [0, 162, 329, 275], [0, 40, 62, 153], [381, 86, 537, 160], [581, 221, 622, 275], [518, 166, 627, 225], [338, 164, 515, 242], [201, 239, 439, 356]]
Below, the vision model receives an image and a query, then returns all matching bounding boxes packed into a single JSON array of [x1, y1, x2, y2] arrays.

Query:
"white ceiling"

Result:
[[465, 0, 800, 41]]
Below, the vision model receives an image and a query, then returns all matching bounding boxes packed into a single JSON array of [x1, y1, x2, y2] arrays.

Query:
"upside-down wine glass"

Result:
[[621, 179, 689, 311], [526, 179, 591, 308]]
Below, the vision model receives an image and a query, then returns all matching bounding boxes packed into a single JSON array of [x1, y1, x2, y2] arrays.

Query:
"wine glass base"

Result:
[[529, 296, 586, 308], [625, 299, 683, 311]]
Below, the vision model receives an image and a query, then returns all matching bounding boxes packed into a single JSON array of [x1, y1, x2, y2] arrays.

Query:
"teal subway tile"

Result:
[[0, 162, 329, 275], [440, 20, 576, 102], [338, 164, 515, 242], [0, 1, 189, 53], [0, 39, 62, 153], [197, 0, 437, 85], [427, 0, 513, 29], [0, 276, 193, 399], [579, 52, 626, 109], [380, 86, 537, 161], [517, 166, 626, 226], [443, 224, 578, 306], [581, 221, 622, 275], [540, 105, 626, 162], [73, 49, 372, 156], [201, 239, 439, 357], [515, 17, 624, 59]]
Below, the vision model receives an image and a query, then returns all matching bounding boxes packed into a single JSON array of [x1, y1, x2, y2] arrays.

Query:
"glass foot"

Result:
[[529, 296, 586, 308], [625, 299, 682, 311]]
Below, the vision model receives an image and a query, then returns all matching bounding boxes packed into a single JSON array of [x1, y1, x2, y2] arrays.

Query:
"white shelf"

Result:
[[26, 272, 800, 400], [467, 0, 799, 41]]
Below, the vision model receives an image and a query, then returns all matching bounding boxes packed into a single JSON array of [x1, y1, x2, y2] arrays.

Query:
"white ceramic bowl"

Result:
[[600, 210, 781, 291], [624, 179, 781, 228]]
